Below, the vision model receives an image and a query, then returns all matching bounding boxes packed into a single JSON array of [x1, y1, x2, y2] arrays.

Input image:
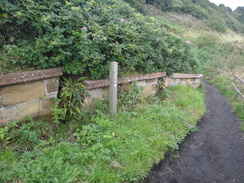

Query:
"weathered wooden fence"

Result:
[[231, 74, 244, 100]]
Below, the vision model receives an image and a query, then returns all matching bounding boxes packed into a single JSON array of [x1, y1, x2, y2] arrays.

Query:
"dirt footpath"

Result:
[[144, 81, 244, 183]]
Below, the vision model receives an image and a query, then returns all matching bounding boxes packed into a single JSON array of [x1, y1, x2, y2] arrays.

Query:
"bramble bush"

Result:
[[0, 0, 197, 78]]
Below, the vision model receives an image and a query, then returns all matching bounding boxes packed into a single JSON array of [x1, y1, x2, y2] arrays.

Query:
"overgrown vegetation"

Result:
[[139, 0, 244, 128], [0, 0, 243, 182], [193, 33, 244, 126], [51, 77, 88, 123], [0, 0, 197, 78], [0, 85, 205, 182], [126, 0, 244, 33]]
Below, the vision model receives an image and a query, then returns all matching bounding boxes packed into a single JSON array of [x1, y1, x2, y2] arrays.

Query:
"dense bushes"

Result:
[[124, 0, 147, 13], [0, 0, 196, 78], [144, 0, 244, 33], [207, 16, 227, 33], [234, 7, 244, 24], [146, 0, 209, 19]]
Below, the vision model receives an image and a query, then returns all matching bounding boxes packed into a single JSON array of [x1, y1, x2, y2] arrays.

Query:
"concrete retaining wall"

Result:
[[0, 67, 63, 125]]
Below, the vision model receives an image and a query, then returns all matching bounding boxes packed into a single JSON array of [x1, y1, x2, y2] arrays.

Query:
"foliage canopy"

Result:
[[1, 0, 197, 78]]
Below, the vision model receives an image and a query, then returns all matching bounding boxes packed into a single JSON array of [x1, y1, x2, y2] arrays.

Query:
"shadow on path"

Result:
[[144, 81, 244, 183]]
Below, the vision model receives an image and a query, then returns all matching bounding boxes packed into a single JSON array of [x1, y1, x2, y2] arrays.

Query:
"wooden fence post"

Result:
[[109, 62, 118, 117], [232, 74, 244, 100], [234, 75, 239, 100]]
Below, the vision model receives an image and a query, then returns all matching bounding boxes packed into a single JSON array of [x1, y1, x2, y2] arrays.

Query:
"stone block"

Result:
[[1, 81, 45, 107], [88, 88, 103, 99], [196, 79, 201, 85], [0, 96, 2, 108], [164, 78, 173, 87], [0, 107, 18, 124], [17, 101, 41, 119], [173, 79, 181, 85], [120, 83, 130, 91], [146, 78, 158, 84], [0, 67, 63, 87], [164, 78, 185, 87], [179, 78, 188, 83], [103, 87, 109, 98], [47, 92, 58, 99], [86, 88, 104, 104], [38, 110, 53, 120], [42, 98, 55, 109], [46, 78, 59, 94], [143, 84, 157, 95], [135, 80, 146, 87], [191, 85, 199, 88], [171, 73, 203, 79], [186, 82, 193, 86]]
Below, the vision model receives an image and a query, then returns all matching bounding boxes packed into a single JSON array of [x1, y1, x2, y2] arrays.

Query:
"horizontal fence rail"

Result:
[[231, 74, 244, 100]]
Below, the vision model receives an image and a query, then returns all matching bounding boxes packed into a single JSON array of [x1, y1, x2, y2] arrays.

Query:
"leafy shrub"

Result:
[[196, 34, 220, 48], [180, 4, 209, 19], [147, 0, 173, 11], [124, 0, 148, 13], [51, 77, 88, 123], [234, 7, 244, 24], [118, 82, 146, 111], [0, 0, 197, 78], [207, 16, 227, 33], [147, 0, 208, 19], [0, 117, 54, 152], [224, 13, 244, 33]]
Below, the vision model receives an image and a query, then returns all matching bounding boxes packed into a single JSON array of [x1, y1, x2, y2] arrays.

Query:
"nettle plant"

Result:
[[1, 0, 197, 78]]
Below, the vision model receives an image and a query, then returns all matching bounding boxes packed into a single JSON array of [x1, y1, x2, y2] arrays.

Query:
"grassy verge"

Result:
[[0, 85, 205, 182], [193, 32, 244, 131], [143, 6, 243, 129]]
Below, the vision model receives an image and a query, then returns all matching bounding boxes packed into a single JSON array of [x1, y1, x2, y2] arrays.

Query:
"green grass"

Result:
[[0, 85, 205, 182], [202, 46, 244, 128], [189, 31, 244, 131]]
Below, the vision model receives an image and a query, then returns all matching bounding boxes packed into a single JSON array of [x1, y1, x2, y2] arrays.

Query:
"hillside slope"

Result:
[[131, 1, 244, 123], [125, 0, 244, 33]]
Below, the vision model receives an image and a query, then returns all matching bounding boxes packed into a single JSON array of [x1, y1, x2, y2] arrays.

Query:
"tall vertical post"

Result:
[[234, 75, 238, 100], [109, 62, 118, 117]]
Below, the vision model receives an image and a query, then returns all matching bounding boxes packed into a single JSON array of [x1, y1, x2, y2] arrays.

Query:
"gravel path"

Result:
[[144, 81, 244, 183]]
